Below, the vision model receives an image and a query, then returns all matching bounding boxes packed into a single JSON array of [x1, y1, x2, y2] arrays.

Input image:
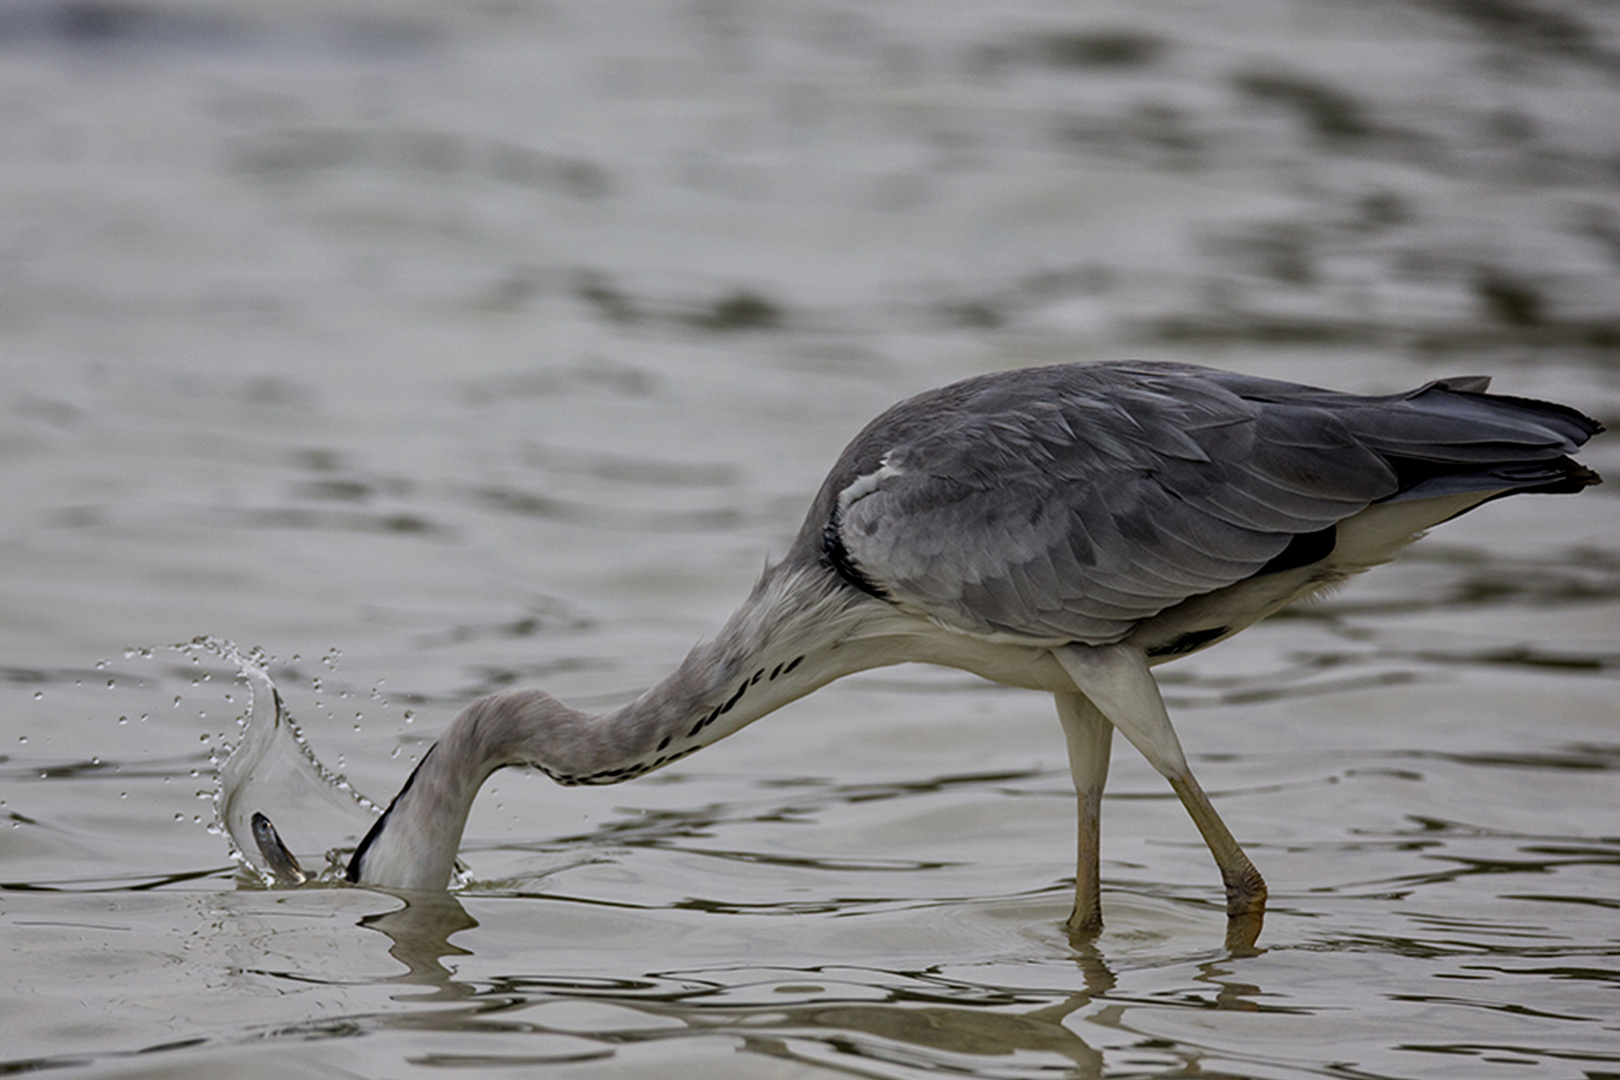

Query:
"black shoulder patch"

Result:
[[1255, 526, 1336, 577], [822, 511, 888, 599]]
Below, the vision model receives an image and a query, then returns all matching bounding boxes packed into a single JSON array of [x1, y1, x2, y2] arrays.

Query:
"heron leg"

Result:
[[1167, 770, 1267, 951], [1166, 772, 1267, 917], [1055, 690, 1113, 935], [1054, 644, 1267, 944]]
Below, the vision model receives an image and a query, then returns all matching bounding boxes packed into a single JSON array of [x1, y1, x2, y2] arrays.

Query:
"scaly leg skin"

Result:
[[1168, 773, 1267, 951], [1056, 691, 1113, 936]]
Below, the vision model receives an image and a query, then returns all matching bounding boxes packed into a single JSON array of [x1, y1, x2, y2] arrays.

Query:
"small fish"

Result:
[[251, 811, 309, 886]]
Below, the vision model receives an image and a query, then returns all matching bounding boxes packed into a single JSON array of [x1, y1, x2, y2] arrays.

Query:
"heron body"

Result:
[[341, 361, 1601, 943]]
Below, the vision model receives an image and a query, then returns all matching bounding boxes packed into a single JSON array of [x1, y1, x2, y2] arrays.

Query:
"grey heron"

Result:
[[330, 361, 1600, 945]]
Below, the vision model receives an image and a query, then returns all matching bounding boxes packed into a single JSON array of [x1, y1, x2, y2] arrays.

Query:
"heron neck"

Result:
[[344, 697, 529, 890], [539, 564, 888, 783], [349, 563, 892, 889]]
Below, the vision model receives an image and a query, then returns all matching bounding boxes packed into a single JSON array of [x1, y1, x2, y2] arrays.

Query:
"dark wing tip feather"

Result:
[[1415, 379, 1605, 448], [1384, 377, 1604, 499], [1549, 461, 1603, 492]]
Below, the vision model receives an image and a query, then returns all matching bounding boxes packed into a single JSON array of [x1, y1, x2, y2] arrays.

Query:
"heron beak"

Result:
[[251, 810, 310, 887]]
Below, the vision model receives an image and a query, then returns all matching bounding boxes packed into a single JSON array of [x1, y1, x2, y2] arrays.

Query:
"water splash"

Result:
[[178, 637, 381, 885]]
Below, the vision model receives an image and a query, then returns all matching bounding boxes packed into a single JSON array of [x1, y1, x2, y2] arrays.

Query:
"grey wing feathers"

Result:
[[819, 362, 1600, 644], [1207, 367, 1599, 498]]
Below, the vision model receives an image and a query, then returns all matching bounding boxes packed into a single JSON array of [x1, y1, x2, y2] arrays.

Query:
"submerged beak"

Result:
[[251, 811, 310, 887]]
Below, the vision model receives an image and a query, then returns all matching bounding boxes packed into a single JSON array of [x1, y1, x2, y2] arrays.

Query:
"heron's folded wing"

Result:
[[833, 365, 1395, 643]]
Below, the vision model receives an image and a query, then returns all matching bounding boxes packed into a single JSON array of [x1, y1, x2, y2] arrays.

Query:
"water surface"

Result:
[[2, 1, 1618, 1077]]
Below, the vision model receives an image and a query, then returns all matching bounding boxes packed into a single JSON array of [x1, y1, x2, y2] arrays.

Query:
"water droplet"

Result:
[[95, 660, 107, 670], [117, 715, 128, 725], [106, 678, 115, 689], [33, 691, 42, 701], [16, 735, 27, 744]]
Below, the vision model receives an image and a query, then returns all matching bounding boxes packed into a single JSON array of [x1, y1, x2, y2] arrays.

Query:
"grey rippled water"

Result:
[[2, 1, 1618, 1077]]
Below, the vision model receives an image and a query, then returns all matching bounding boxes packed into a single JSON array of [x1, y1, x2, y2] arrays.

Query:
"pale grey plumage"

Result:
[[334, 360, 1599, 943]]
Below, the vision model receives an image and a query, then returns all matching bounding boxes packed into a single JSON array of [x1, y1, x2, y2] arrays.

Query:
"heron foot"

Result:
[[1221, 866, 1267, 951], [1222, 864, 1268, 919], [1064, 904, 1104, 940], [1223, 909, 1265, 953]]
